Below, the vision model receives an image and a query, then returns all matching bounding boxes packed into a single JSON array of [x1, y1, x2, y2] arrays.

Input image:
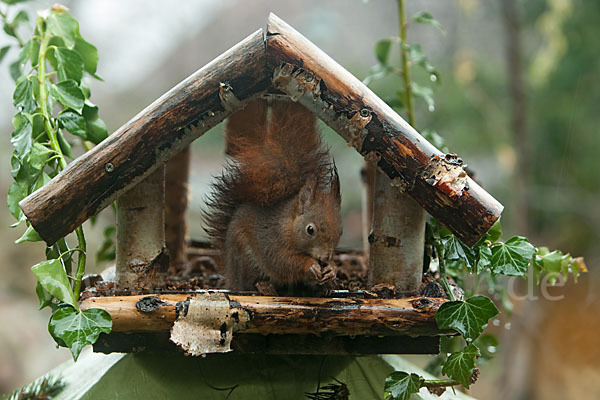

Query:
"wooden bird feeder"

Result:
[[19, 14, 502, 356]]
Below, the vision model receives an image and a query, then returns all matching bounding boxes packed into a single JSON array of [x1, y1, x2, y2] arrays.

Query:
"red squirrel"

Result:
[[205, 99, 342, 292]]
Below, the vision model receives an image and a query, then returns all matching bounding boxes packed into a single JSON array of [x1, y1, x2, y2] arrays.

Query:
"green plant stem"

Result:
[[71, 226, 86, 310], [36, 20, 67, 171], [435, 241, 456, 301], [36, 18, 86, 308], [397, 0, 415, 126], [421, 379, 461, 388]]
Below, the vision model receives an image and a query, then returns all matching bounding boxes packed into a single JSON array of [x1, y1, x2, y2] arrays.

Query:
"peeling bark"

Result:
[[116, 166, 168, 288]]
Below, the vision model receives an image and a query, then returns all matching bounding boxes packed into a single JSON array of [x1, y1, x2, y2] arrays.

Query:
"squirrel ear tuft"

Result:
[[330, 161, 341, 204], [297, 175, 317, 215]]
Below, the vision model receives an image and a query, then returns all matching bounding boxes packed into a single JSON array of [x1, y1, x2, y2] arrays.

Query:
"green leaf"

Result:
[[484, 219, 502, 243], [13, 78, 37, 113], [0, 0, 31, 4], [31, 259, 77, 307], [15, 143, 52, 194], [435, 295, 499, 341], [441, 234, 476, 269], [411, 81, 435, 112], [9, 59, 23, 81], [11, 112, 33, 159], [29, 37, 40, 67], [441, 343, 479, 388], [36, 281, 54, 310], [47, 9, 79, 48], [0, 45, 10, 63], [405, 44, 439, 82], [74, 36, 98, 75], [15, 223, 43, 243], [57, 130, 73, 158], [375, 39, 392, 64], [50, 80, 84, 112], [58, 110, 87, 137], [477, 244, 492, 271], [82, 102, 108, 144], [7, 181, 25, 221], [53, 47, 84, 83], [49, 307, 112, 361], [384, 372, 422, 400], [412, 11, 446, 34], [490, 236, 536, 277]]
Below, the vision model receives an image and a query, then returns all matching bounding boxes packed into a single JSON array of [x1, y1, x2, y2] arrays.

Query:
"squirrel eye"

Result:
[[306, 224, 316, 236]]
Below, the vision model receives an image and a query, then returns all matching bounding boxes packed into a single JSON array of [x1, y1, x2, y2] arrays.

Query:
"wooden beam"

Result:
[[20, 29, 268, 245], [92, 332, 441, 355], [165, 146, 190, 275], [369, 172, 425, 293], [266, 13, 502, 246], [80, 294, 449, 337], [116, 166, 167, 288]]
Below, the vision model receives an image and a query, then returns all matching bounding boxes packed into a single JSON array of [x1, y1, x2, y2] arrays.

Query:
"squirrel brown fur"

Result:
[[205, 99, 342, 292]]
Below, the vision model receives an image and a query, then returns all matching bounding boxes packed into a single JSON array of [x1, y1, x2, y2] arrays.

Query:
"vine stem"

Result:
[[397, 0, 415, 126], [36, 18, 86, 308], [435, 241, 456, 301], [421, 379, 460, 388]]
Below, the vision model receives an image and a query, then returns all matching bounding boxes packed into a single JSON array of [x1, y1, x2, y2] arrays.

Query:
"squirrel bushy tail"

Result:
[[205, 99, 335, 249]]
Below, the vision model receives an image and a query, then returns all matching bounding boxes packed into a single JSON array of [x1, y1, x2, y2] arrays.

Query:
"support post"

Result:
[[368, 171, 425, 294], [361, 162, 376, 253], [116, 166, 168, 288], [165, 147, 190, 276]]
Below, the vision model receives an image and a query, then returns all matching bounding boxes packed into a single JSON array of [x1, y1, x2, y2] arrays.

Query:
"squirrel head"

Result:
[[290, 164, 342, 263]]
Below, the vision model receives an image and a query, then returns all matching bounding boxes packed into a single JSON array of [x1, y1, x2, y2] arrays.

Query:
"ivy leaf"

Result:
[[0, 45, 10, 63], [9, 59, 23, 81], [74, 36, 98, 75], [441, 234, 476, 269], [82, 102, 108, 144], [0, 0, 31, 4], [441, 344, 480, 388], [49, 307, 112, 361], [15, 143, 52, 194], [490, 236, 536, 277], [406, 44, 439, 82], [485, 219, 502, 243], [15, 224, 43, 243], [58, 110, 87, 137], [57, 130, 73, 158], [435, 295, 499, 341], [7, 181, 25, 221], [29, 37, 41, 67], [477, 244, 493, 271], [53, 47, 84, 83], [47, 9, 79, 48], [11, 113, 33, 159], [31, 259, 77, 307], [411, 81, 435, 112], [13, 78, 37, 113], [375, 38, 392, 64], [412, 11, 446, 35], [384, 372, 423, 400], [50, 80, 84, 112], [36, 281, 54, 310]]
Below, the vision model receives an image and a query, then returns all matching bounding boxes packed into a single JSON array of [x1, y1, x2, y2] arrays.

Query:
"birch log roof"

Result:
[[20, 13, 502, 247]]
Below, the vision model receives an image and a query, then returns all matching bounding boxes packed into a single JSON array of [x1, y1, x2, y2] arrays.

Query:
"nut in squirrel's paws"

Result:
[[308, 260, 337, 285]]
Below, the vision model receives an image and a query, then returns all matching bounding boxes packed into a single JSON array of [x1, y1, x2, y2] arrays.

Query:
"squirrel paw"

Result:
[[307, 261, 337, 285], [320, 262, 337, 284], [255, 280, 278, 296]]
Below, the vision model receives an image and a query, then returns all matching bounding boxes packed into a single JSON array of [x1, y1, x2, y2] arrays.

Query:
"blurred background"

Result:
[[0, 0, 598, 398]]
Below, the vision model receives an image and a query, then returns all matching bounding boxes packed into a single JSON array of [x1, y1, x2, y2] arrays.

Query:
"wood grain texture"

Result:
[[80, 294, 449, 337], [266, 13, 503, 246], [20, 29, 268, 245]]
